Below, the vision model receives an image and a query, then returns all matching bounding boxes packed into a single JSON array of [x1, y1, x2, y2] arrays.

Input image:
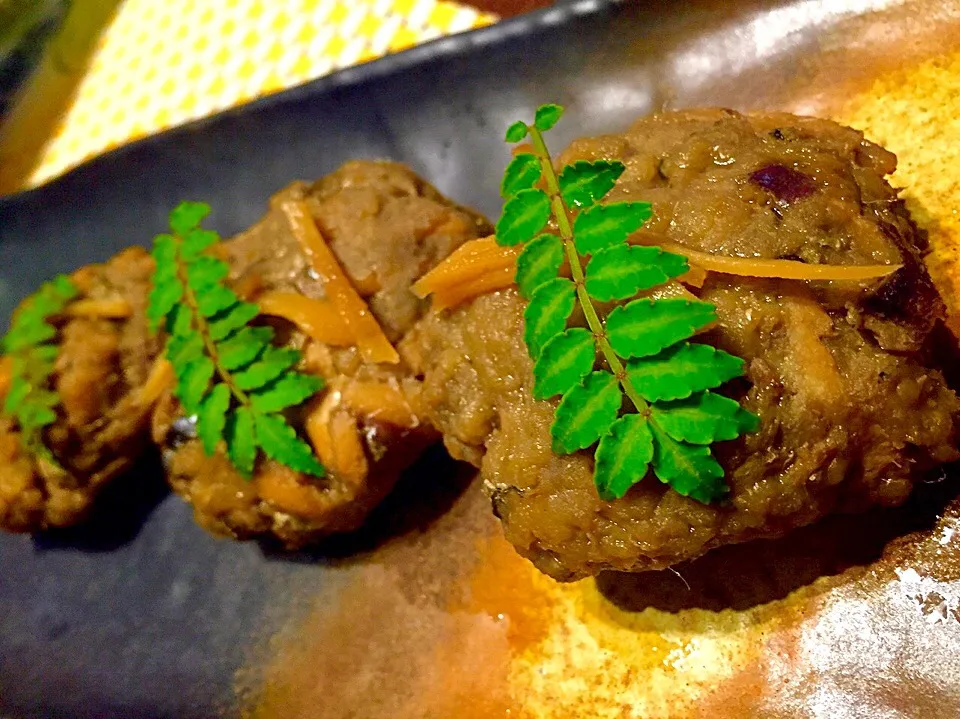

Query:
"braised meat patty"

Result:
[[403, 109, 960, 581], [0, 248, 161, 532], [153, 161, 492, 547]]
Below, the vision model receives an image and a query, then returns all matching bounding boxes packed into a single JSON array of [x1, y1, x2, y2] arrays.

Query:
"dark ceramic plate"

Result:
[[1, 1, 957, 717]]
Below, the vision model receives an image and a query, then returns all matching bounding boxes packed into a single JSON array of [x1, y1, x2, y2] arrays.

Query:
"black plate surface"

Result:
[[0, 0, 931, 716]]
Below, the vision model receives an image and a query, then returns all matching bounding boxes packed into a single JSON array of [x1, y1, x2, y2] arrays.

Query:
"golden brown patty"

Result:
[[402, 109, 960, 581], [0, 247, 161, 532], [153, 160, 492, 547]]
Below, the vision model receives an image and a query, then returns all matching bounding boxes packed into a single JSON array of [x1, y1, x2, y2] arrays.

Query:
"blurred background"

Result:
[[0, 0, 555, 196]]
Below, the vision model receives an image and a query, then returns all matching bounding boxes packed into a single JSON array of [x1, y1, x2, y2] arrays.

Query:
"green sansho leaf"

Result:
[[147, 201, 328, 479], [169, 201, 211, 236], [217, 326, 272, 371], [178, 356, 215, 415], [501, 154, 542, 198], [250, 374, 324, 414], [651, 391, 748, 445], [186, 256, 230, 292], [516, 233, 564, 299], [558, 160, 625, 209], [197, 285, 239, 318], [533, 327, 595, 400], [226, 406, 257, 476], [499, 103, 758, 507], [534, 104, 564, 132], [233, 347, 302, 391], [208, 302, 260, 342], [496, 188, 552, 247], [198, 384, 231, 454], [585, 245, 688, 302], [524, 277, 576, 358], [606, 297, 716, 359], [650, 423, 727, 504], [0, 274, 80, 464], [626, 343, 745, 402], [551, 371, 622, 453], [505, 121, 528, 143], [595, 414, 654, 501], [573, 202, 653, 255], [254, 412, 326, 477]]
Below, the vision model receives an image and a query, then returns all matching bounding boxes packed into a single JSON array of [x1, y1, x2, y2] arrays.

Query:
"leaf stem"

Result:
[[527, 124, 650, 414], [173, 239, 251, 408]]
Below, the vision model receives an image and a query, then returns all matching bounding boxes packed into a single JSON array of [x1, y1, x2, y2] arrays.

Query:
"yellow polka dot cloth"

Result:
[[2, 0, 496, 192]]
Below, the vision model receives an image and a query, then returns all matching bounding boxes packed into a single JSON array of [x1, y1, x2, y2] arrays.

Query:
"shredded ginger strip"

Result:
[[282, 201, 399, 365]]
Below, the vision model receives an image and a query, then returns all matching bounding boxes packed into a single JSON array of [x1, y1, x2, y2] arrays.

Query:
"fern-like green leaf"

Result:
[[186, 256, 230, 292], [516, 233, 564, 299], [501, 154, 542, 198], [148, 201, 327, 479], [208, 301, 260, 342], [585, 245, 688, 302], [198, 384, 231, 454], [217, 326, 272, 371], [250, 374, 324, 414], [595, 414, 654, 501], [650, 423, 727, 504], [524, 277, 576, 358], [169, 201, 211, 236], [233, 347, 301, 391], [572, 202, 652, 255], [496, 188, 552, 247], [226, 406, 257, 476], [551, 370, 622, 453], [606, 297, 716, 359], [254, 412, 325, 477], [558, 160, 624, 209], [533, 327, 595, 400], [500, 104, 758, 507], [197, 285, 239, 318], [178, 356, 215, 414], [626, 343, 745, 402], [1, 274, 79, 464]]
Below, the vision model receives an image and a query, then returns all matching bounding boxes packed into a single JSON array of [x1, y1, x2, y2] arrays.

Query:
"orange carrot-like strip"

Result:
[[340, 379, 418, 427], [256, 468, 329, 520], [282, 201, 399, 364], [257, 291, 354, 347], [136, 357, 174, 408], [412, 236, 519, 299], [64, 298, 133, 319], [432, 265, 518, 311]]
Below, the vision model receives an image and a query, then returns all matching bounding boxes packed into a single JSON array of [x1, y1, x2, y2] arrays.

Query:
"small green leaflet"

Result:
[[595, 414, 653, 501], [523, 277, 576, 358], [651, 391, 755, 445], [516, 234, 564, 299], [573, 202, 653, 255], [585, 245, 688, 302], [558, 160, 624, 209], [1, 274, 79, 465], [497, 104, 757, 505], [496, 189, 552, 247], [606, 297, 716, 359], [626, 343, 745, 402], [147, 201, 326, 478], [551, 371, 622, 453], [533, 327, 595, 400], [534, 104, 564, 132], [651, 423, 727, 504], [501, 154, 542, 197]]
